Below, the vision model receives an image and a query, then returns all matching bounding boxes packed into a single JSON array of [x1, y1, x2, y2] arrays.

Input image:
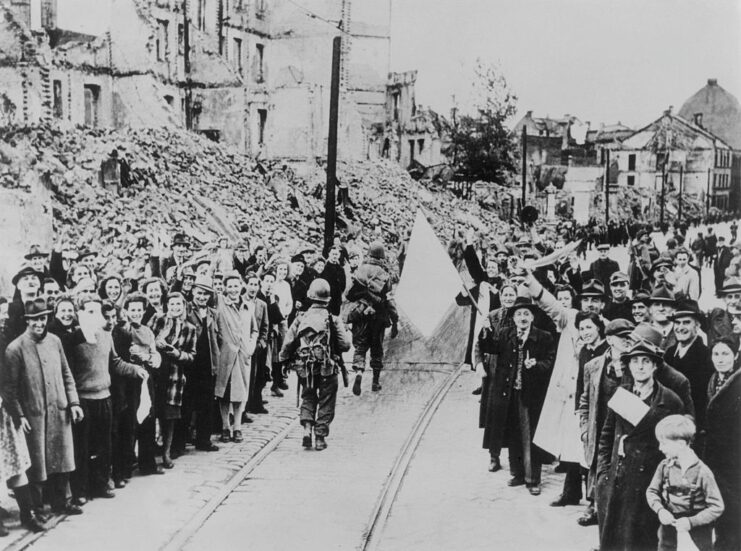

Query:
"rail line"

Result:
[[359, 364, 464, 551], [12, 363, 463, 551]]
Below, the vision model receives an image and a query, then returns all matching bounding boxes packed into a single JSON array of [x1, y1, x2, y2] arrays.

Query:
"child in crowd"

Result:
[[646, 415, 724, 551]]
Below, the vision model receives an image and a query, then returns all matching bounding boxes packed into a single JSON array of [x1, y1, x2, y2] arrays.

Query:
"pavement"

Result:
[[2, 385, 299, 551]]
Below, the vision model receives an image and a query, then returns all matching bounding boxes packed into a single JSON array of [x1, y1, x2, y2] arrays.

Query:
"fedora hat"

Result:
[[12, 263, 42, 286], [193, 275, 214, 293], [24, 244, 48, 259], [77, 248, 98, 261], [509, 296, 538, 316], [648, 285, 675, 305], [24, 297, 51, 318], [621, 340, 663, 364], [580, 279, 606, 299], [720, 277, 741, 296], [671, 299, 703, 322], [630, 322, 663, 350], [171, 233, 191, 248]]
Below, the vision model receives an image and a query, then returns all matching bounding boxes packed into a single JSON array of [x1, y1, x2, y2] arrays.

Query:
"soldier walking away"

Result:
[[346, 241, 398, 395], [280, 279, 350, 451]]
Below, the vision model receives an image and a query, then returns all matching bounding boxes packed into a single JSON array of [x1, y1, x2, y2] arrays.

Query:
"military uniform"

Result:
[[346, 242, 398, 394], [280, 280, 351, 450]]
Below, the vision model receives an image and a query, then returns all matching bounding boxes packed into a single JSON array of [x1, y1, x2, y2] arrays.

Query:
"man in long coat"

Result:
[[244, 273, 270, 415], [479, 297, 555, 495], [596, 341, 683, 551], [214, 272, 257, 442], [2, 297, 84, 517]]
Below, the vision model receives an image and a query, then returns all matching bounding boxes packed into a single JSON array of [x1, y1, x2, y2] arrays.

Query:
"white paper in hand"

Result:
[[607, 387, 650, 426], [137, 383, 152, 424], [677, 529, 700, 551]]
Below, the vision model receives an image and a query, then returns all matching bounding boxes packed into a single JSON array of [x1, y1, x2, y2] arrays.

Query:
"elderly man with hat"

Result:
[[647, 285, 678, 350], [478, 297, 555, 495], [707, 277, 741, 348], [154, 233, 191, 285], [602, 271, 632, 321], [346, 241, 398, 395], [596, 339, 684, 551], [663, 299, 713, 445], [673, 248, 700, 301], [279, 279, 351, 451], [175, 275, 221, 454], [3, 297, 85, 521], [522, 273, 607, 503], [577, 318, 634, 527], [589, 244, 620, 296]]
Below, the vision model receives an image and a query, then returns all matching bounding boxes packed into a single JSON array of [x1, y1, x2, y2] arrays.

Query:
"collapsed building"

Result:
[[0, 0, 444, 168]]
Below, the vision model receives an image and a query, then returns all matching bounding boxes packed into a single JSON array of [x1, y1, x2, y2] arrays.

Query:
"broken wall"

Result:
[[0, 169, 53, 296]]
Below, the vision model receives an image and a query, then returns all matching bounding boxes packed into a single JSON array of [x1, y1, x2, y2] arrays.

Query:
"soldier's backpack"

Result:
[[292, 314, 336, 379]]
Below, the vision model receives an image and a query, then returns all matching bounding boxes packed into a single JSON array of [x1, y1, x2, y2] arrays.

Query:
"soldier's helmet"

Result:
[[307, 278, 331, 304], [368, 241, 386, 260]]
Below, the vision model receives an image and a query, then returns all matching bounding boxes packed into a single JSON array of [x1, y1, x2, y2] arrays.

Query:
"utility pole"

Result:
[[521, 125, 527, 212], [678, 165, 684, 224], [183, 0, 192, 130], [707, 168, 712, 217], [659, 157, 667, 225], [217, 0, 224, 56], [603, 148, 610, 228], [324, 36, 341, 256]]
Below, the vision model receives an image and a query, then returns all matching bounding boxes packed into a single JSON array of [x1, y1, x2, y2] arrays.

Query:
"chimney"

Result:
[[663, 105, 673, 117], [526, 110, 533, 118], [9, 0, 32, 29], [708, 78, 718, 86], [41, 0, 58, 30], [694, 113, 704, 128]]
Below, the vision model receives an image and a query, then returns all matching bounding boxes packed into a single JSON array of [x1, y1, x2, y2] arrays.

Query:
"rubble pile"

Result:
[[0, 124, 509, 274]]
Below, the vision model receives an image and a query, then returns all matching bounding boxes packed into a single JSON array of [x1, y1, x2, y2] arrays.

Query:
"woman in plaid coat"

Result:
[[149, 292, 196, 468]]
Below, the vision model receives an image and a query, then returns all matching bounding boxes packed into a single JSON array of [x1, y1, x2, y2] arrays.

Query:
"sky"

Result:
[[390, 0, 741, 128]]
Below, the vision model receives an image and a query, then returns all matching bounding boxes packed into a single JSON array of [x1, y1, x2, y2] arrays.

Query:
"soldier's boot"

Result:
[[371, 369, 382, 392], [352, 373, 362, 396], [302, 424, 312, 449], [315, 436, 327, 451]]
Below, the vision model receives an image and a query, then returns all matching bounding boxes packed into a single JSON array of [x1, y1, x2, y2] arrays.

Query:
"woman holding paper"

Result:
[[596, 341, 683, 551]]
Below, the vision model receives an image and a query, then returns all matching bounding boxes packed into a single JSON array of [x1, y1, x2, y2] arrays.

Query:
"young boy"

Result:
[[646, 415, 724, 551]]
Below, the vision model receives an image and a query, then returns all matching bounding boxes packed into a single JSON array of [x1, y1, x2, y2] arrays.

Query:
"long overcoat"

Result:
[[214, 299, 257, 402], [2, 330, 79, 482], [596, 382, 683, 551], [703, 369, 741, 549], [531, 286, 586, 463], [479, 325, 554, 458]]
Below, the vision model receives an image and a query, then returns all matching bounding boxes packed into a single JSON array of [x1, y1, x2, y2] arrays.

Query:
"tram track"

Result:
[[359, 364, 464, 551]]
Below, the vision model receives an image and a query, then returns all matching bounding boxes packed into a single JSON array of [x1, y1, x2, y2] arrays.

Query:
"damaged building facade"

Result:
[[0, 0, 442, 168]]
